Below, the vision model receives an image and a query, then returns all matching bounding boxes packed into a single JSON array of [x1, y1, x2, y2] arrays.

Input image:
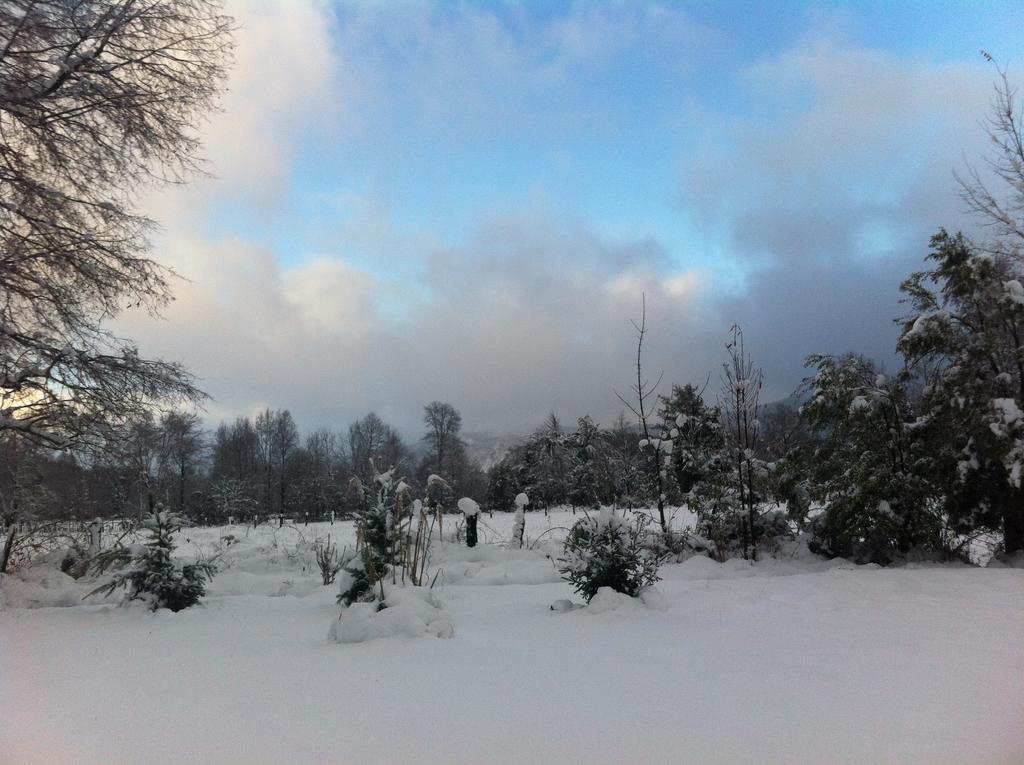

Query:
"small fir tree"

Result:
[[88, 508, 216, 611]]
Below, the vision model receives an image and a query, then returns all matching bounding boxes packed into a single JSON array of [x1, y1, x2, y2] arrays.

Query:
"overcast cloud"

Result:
[[116, 0, 1019, 437]]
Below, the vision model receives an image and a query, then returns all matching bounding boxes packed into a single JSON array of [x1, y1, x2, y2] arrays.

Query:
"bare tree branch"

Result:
[[0, 0, 235, 450]]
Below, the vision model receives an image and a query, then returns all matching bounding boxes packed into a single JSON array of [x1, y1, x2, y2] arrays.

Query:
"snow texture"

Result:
[[1, 512, 1023, 765], [328, 586, 454, 643]]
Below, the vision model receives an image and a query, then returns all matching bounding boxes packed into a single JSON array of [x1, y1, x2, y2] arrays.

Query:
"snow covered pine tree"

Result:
[[900, 230, 1024, 555]]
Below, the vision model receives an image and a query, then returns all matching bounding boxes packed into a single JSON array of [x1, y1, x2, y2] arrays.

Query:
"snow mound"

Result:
[[825, 557, 857, 571], [328, 587, 454, 643], [549, 598, 580, 612], [0, 565, 117, 609], [431, 541, 563, 586], [721, 557, 757, 576], [638, 586, 670, 611], [554, 586, 670, 615], [988, 551, 1024, 569], [674, 554, 725, 580], [584, 588, 637, 613]]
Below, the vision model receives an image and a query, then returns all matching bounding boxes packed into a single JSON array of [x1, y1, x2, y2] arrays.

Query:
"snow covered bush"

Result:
[[340, 466, 432, 605], [314, 535, 344, 586], [701, 507, 794, 560], [328, 585, 454, 643], [558, 508, 668, 602], [339, 470, 393, 605], [87, 509, 216, 612]]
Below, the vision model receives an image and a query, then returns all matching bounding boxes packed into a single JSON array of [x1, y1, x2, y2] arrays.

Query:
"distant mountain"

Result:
[[462, 431, 525, 471]]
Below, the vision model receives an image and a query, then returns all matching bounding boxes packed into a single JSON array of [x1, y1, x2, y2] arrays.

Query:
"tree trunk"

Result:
[[0, 526, 16, 574], [1004, 499, 1024, 555], [465, 514, 478, 548]]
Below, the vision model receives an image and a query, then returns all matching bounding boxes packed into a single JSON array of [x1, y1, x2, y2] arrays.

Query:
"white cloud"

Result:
[[117, 9, 1007, 436]]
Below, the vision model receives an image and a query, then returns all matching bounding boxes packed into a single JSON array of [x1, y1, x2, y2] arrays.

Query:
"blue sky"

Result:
[[130, 0, 1024, 435], [209, 0, 1021, 274]]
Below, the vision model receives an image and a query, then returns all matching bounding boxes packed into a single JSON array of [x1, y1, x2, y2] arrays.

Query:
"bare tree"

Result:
[[422, 401, 463, 479], [348, 412, 409, 481], [0, 1, 234, 449], [253, 408, 297, 516], [157, 411, 205, 514], [957, 62, 1024, 263], [615, 295, 669, 533]]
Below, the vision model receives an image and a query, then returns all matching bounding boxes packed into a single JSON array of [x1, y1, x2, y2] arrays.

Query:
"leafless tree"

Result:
[[0, 0, 234, 449], [422, 401, 462, 479], [616, 294, 668, 533], [157, 410, 205, 513], [957, 62, 1024, 263]]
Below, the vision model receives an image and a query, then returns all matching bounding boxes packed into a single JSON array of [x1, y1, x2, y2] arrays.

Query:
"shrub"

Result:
[[558, 508, 667, 602], [87, 509, 216, 612], [314, 535, 344, 585], [699, 507, 794, 561]]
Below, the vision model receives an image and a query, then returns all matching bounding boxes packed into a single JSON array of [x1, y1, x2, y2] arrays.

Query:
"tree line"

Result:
[[1, 403, 485, 526]]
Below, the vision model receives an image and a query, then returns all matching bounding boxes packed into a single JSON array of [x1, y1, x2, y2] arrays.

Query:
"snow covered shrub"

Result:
[[641, 527, 706, 562], [558, 509, 668, 602], [340, 473, 392, 605], [314, 535, 344, 585], [699, 507, 794, 560], [329, 585, 454, 643], [340, 465, 428, 604], [87, 509, 216, 612], [57, 543, 90, 579]]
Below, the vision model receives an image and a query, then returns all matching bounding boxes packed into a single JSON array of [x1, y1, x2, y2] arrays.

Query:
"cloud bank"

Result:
[[119, 1, 1003, 437]]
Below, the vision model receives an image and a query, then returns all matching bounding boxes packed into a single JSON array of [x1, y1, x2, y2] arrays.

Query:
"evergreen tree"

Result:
[[88, 508, 216, 611], [799, 354, 942, 563], [659, 384, 723, 498], [899, 230, 1024, 554]]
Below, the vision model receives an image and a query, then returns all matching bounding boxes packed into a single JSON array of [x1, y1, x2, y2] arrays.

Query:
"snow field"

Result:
[[1, 510, 1023, 764]]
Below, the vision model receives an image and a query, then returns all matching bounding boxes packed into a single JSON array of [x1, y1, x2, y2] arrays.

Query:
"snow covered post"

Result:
[[458, 497, 480, 548], [88, 518, 102, 555], [513, 493, 529, 548]]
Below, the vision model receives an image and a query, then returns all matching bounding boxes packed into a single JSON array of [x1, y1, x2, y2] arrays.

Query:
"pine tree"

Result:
[[899, 230, 1024, 554], [88, 507, 215, 611], [799, 354, 942, 563], [659, 384, 723, 497]]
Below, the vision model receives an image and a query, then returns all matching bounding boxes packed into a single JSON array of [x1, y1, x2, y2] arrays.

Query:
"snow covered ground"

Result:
[[2, 510, 1023, 764]]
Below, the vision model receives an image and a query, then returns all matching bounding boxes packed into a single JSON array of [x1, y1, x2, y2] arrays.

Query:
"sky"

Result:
[[120, 0, 1024, 439]]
